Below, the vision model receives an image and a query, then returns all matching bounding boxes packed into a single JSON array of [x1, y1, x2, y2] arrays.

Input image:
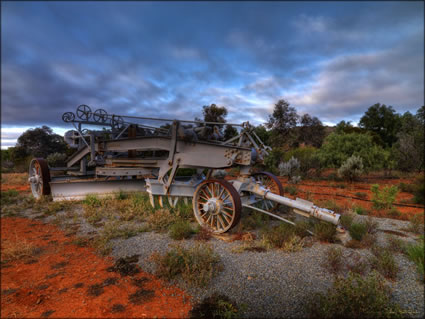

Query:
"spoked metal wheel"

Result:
[[93, 108, 108, 123], [252, 172, 284, 211], [28, 158, 51, 199], [76, 104, 92, 121], [193, 179, 241, 234]]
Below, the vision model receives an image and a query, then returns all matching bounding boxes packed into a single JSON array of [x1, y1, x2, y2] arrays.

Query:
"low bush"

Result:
[[398, 182, 415, 193], [308, 271, 403, 318], [386, 235, 406, 253], [151, 244, 222, 287], [354, 192, 368, 199], [261, 223, 304, 251], [370, 246, 399, 280], [339, 214, 354, 230], [83, 194, 102, 207], [349, 223, 367, 241], [407, 213, 424, 234], [413, 175, 424, 204], [370, 184, 398, 209], [337, 155, 364, 182], [318, 199, 343, 214], [387, 207, 401, 218], [278, 157, 301, 184], [168, 220, 195, 240], [1, 189, 21, 207], [1, 238, 38, 263], [314, 222, 336, 243], [353, 206, 368, 215], [283, 185, 298, 196], [405, 236, 424, 281], [239, 211, 268, 231], [189, 292, 243, 319], [324, 246, 343, 274], [146, 209, 176, 232]]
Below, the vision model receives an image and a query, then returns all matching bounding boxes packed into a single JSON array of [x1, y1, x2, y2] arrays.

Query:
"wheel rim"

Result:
[[62, 112, 75, 122], [93, 109, 108, 123], [76, 104, 92, 121], [112, 115, 124, 130], [193, 179, 241, 233], [28, 158, 51, 198], [252, 172, 283, 211]]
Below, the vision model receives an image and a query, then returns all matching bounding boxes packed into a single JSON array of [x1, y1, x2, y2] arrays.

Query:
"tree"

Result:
[[223, 125, 238, 140], [15, 126, 67, 159], [266, 99, 298, 135], [201, 104, 228, 125], [359, 103, 401, 147], [266, 99, 298, 147], [253, 125, 271, 146], [317, 132, 386, 170], [298, 113, 325, 147], [392, 108, 424, 171]]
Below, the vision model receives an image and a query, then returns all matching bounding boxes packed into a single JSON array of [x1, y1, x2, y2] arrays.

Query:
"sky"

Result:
[[1, 1, 424, 149]]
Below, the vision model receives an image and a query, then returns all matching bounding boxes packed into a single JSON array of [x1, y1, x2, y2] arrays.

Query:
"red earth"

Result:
[[1, 217, 192, 318]]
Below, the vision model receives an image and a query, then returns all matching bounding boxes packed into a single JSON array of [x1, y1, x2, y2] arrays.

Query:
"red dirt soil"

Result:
[[1, 217, 192, 318]]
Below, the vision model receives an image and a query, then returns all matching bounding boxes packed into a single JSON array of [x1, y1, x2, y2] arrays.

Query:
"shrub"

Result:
[[308, 271, 403, 318], [398, 182, 415, 193], [314, 222, 336, 243], [261, 223, 300, 249], [283, 185, 298, 196], [339, 214, 354, 230], [354, 206, 368, 215], [146, 209, 176, 232], [189, 292, 243, 319], [349, 222, 367, 241], [46, 152, 67, 167], [354, 192, 367, 199], [1, 189, 20, 206], [386, 235, 406, 253], [168, 220, 194, 240], [278, 157, 301, 184], [364, 217, 379, 234], [405, 236, 424, 281], [294, 221, 312, 238], [264, 148, 285, 175], [83, 194, 102, 207], [317, 132, 386, 170], [370, 184, 398, 209], [387, 207, 401, 218], [337, 155, 364, 182], [407, 213, 424, 234], [240, 212, 268, 231], [370, 246, 399, 280], [283, 146, 321, 177], [413, 175, 424, 205], [1, 238, 38, 263], [151, 244, 222, 287], [324, 246, 343, 274]]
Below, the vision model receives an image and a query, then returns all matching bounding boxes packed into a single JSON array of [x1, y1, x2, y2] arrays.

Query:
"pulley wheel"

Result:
[[111, 115, 124, 130], [28, 158, 51, 199], [252, 171, 284, 211], [76, 104, 92, 121], [193, 179, 241, 233], [62, 112, 75, 122], [93, 108, 108, 123]]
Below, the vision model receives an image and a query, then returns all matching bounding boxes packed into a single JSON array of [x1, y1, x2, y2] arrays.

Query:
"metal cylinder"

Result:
[[264, 192, 341, 225]]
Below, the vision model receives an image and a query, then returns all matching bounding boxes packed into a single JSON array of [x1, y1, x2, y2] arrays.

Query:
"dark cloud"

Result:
[[1, 0, 423, 143]]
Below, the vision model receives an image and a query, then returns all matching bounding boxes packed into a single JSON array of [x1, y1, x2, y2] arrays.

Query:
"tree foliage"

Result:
[[266, 99, 298, 146], [202, 104, 228, 125], [223, 125, 238, 140], [359, 103, 401, 147], [14, 126, 67, 159], [298, 113, 325, 147], [318, 132, 386, 170]]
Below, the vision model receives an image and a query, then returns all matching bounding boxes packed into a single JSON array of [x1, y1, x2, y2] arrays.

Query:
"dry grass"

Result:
[[1, 173, 28, 185], [1, 236, 38, 263]]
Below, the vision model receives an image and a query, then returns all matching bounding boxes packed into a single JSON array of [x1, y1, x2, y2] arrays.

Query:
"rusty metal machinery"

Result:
[[29, 105, 343, 234]]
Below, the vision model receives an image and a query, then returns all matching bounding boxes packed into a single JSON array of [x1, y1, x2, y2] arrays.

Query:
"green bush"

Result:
[[354, 206, 368, 215], [314, 222, 336, 243], [189, 293, 243, 319], [339, 214, 354, 230], [1, 189, 20, 206], [283, 185, 298, 196], [151, 244, 222, 287], [324, 246, 343, 274], [354, 192, 367, 199], [407, 213, 424, 234], [308, 271, 403, 318], [261, 223, 299, 249], [264, 148, 285, 175], [317, 132, 387, 170], [338, 155, 364, 182], [349, 223, 367, 241], [83, 194, 102, 207], [405, 236, 424, 281], [413, 175, 424, 205], [370, 184, 398, 209], [398, 182, 415, 193], [387, 207, 401, 218], [283, 146, 321, 177], [168, 220, 194, 240], [370, 246, 399, 280]]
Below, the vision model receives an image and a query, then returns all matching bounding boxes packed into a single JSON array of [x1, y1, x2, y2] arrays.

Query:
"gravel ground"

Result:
[[18, 208, 425, 318]]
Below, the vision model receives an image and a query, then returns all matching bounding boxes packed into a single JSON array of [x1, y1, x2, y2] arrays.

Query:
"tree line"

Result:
[[1, 101, 424, 174]]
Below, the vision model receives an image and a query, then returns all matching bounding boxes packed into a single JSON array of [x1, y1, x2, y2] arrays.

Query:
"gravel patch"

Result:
[[16, 207, 425, 318]]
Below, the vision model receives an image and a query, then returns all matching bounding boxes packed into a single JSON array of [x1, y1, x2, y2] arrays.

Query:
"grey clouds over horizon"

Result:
[[1, 1, 424, 148]]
